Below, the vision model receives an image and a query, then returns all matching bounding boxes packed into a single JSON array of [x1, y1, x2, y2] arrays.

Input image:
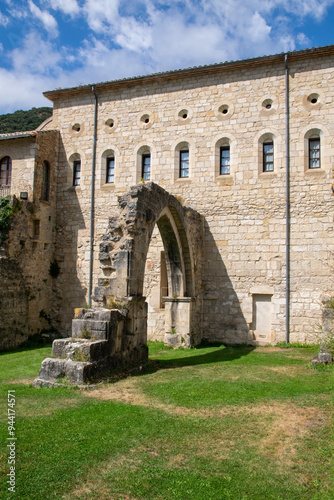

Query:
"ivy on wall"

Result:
[[0, 196, 21, 245]]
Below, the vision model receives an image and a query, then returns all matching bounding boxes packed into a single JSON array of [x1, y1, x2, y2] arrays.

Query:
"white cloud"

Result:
[[116, 17, 152, 52], [83, 0, 120, 32], [0, 67, 54, 112], [47, 0, 80, 16], [297, 32, 310, 45], [0, 12, 9, 26], [28, 0, 58, 37], [11, 32, 62, 74]]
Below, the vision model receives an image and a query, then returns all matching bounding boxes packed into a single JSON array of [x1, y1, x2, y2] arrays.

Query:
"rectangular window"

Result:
[[220, 146, 230, 175], [263, 141, 274, 172], [0, 156, 12, 186], [41, 162, 50, 201], [73, 160, 81, 186], [142, 154, 151, 181], [309, 138, 320, 169], [106, 157, 115, 183], [180, 149, 189, 178], [33, 220, 40, 240]]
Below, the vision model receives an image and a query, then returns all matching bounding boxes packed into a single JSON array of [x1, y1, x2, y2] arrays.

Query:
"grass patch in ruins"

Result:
[[0, 341, 332, 499], [0, 344, 52, 383]]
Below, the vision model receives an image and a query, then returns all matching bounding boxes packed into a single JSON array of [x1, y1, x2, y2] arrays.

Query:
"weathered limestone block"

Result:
[[312, 351, 333, 365], [52, 337, 110, 361], [37, 358, 66, 381], [65, 359, 91, 385], [72, 319, 109, 339], [164, 333, 191, 348], [164, 297, 195, 339]]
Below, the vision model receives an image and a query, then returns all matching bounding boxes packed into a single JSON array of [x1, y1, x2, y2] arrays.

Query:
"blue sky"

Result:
[[0, 0, 334, 114]]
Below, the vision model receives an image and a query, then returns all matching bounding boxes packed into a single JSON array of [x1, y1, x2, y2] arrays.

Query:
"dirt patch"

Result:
[[62, 453, 142, 499], [82, 378, 197, 416], [264, 366, 304, 376], [6, 378, 34, 385], [247, 402, 329, 468]]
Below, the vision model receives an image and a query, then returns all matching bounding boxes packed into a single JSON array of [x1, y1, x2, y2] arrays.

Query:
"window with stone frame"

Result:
[[73, 160, 81, 186], [263, 141, 274, 172], [41, 161, 50, 201], [220, 146, 230, 175], [106, 157, 115, 183], [142, 153, 151, 181], [309, 136, 320, 169], [180, 148, 189, 178], [0, 156, 12, 187]]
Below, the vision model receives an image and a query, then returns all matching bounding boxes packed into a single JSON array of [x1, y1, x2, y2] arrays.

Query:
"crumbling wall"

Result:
[[0, 130, 60, 349], [0, 255, 28, 349]]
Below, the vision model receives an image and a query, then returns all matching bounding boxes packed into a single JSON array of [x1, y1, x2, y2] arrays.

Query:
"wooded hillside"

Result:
[[0, 107, 53, 133]]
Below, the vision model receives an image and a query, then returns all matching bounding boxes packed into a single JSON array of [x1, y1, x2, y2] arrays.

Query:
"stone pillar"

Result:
[[164, 297, 195, 347]]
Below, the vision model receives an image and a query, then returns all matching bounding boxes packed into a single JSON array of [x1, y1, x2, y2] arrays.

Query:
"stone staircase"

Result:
[[33, 304, 148, 386]]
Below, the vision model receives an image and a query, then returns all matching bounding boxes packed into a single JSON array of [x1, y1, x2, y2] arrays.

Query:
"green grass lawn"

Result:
[[0, 342, 333, 499]]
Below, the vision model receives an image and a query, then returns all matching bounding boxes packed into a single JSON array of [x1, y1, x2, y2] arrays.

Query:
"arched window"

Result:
[[0, 156, 12, 187], [41, 161, 50, 201]]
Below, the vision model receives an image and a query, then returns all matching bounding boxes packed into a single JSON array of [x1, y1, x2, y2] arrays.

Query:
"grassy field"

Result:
[[0, 341, 333, 499]]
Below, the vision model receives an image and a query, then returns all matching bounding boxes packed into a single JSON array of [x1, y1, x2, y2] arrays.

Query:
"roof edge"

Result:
[[43, 44, 334, 101]]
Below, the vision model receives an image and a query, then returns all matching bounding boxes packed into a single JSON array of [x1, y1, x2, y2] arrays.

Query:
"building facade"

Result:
[[0, 46, 333, 349]]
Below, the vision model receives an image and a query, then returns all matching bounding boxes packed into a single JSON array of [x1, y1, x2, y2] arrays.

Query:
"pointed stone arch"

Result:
[[93, 182, 203, 346]]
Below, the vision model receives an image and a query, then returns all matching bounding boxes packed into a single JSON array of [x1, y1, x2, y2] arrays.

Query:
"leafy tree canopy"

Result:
[[0, 107, 53, 134]]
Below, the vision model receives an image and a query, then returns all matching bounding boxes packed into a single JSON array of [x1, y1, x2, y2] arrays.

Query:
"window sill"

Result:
[[67, 186, 81, 192], [39, 199, 51, 205], [175, 177, 191, 183], [305, 168, 325, 176], [216, 174, 233, 185], [100, 183, 116, 190], [259, 172, 277, 179]]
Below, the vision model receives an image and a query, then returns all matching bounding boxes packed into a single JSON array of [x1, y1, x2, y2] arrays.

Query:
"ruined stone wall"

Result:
[[49, 53, 334, 343], [0, 131, 60, 348]]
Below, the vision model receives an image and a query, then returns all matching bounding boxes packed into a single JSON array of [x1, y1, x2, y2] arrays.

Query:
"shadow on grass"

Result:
[[154, 345, 255, 369], [0, 340, 52, 356]]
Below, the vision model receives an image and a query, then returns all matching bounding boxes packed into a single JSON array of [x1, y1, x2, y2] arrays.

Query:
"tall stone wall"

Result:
[[0, 131, 60, 348], [42, 52, 334, 343]]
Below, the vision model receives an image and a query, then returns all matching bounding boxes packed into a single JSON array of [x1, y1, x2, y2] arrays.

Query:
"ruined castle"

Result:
[[1, 45, 333, 353]]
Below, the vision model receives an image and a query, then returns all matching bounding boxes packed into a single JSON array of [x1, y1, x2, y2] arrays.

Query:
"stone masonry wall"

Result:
[[0, 131, 60, 348], [143, 225, 166, 341], [46, 52, 334, 344]]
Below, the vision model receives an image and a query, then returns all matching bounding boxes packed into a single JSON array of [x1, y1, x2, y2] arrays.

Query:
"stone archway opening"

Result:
[[94, 183, 201, 348], [144, 206, 195, 346]]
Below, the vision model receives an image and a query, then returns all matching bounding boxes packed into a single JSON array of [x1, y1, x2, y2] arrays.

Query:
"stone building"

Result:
[[1, 45, 333, 351]]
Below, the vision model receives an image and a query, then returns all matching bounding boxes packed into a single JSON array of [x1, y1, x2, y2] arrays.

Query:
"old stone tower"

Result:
[[0, 45, 333, 352]]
